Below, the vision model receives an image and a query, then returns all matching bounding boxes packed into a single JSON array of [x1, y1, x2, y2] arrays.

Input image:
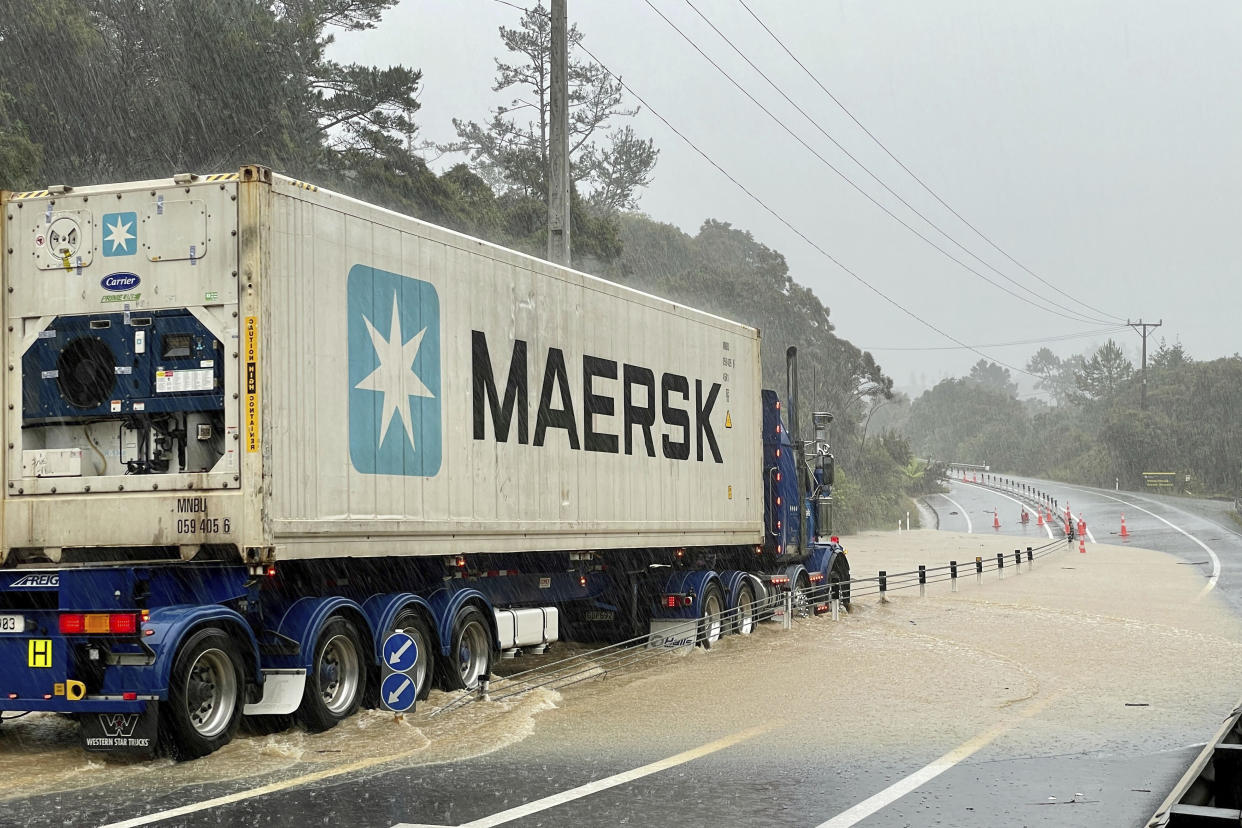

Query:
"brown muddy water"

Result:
[[0, 530, 1238, 804]]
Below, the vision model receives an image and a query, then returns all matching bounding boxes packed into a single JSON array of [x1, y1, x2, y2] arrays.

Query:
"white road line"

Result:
[[937, 493, 973, 533], [393, 722, 777, 828], [1065, 486, 1220, 596], [99, 720, 767, 828], [814, 691, 1064, 828], [99, 752, 406, 828]]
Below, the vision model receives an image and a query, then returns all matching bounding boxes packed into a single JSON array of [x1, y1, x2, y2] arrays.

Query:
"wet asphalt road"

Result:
[[2, 480, 1239, 828], [937, 476, 1242, 613]]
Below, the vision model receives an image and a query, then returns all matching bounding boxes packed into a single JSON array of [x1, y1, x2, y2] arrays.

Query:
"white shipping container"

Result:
[[2, 168, 763, 565]]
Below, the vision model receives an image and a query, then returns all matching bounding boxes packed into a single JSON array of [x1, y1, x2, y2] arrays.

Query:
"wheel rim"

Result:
[[703, 592, 723, 643], [792, 576, 811, 618], [184, 648, 237, 738], [395, 618, 430, 695], [319, 634, 361, 715], [457, 619, 489, 688], [736, 589, 755, 635]]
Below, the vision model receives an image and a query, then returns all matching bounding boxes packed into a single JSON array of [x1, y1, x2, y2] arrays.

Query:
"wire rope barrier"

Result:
[[429, 532, 1066, 717]]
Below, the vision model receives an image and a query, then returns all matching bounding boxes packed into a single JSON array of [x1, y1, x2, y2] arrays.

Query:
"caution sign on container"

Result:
[[244, 316, 259, 453]]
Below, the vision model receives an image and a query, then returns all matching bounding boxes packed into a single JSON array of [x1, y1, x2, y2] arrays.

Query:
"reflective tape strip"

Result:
[[12, 190, 51, 199], [204, 173, 240, 181]]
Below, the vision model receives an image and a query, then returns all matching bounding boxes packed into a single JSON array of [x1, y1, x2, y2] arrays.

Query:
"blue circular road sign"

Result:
[[380, 671, 417, 713], [382, 631, 419, 673]]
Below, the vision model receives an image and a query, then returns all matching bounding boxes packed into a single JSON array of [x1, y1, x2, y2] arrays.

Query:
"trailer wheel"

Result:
[[438, 605, 492, 691], [164, 627, 244, 760], [733, 582, 756, 635], [698, 584, 725, 648], [391, 610, 435, 701], [753, 580, 776, 623], [829, 557, 851, 609], [299, 616, 366, 732]]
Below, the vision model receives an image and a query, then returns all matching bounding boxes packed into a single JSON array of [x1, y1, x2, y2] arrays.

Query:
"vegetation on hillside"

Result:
[[899, 343, 1242, 498]]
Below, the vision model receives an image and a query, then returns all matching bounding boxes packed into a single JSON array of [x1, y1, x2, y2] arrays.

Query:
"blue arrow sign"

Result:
[[380, 671, 416, 713], [382, 631, 419, 673]]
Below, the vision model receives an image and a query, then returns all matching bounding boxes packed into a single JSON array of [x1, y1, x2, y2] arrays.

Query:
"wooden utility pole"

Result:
[[1128, 318, 1162, 410], [547, 0, 571, 266]]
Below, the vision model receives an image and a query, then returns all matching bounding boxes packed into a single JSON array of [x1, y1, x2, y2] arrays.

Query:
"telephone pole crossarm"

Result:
[[1127, 318, 1163, 410]]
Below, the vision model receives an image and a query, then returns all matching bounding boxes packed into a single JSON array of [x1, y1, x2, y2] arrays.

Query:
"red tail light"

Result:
[[664, 595, 678, 608], [681, 595, 694, 607], [59, 614, 85, 634], [109, 613, 138, 634], [59, 613, 138, 635]]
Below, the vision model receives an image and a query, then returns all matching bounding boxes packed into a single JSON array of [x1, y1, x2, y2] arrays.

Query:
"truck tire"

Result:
[[753, 579, 776, 623], [299, 616, 367, 732], [829, 557, 851, 609], [164, 627, 244, 760], [733, 582, 756, 635], [698, 584, 725, 649], [438, 605, 492, 692], [391, 610, 435, 702]]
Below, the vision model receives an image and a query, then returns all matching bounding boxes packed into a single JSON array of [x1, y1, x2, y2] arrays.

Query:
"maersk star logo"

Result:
[[347, 265, 442, 477], [101, 211, 137, 257]]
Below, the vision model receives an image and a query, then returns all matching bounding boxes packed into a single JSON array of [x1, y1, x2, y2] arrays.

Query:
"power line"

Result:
[[866, 326, 1129, 352], [483, 5, 1049, 378], [678, 0, 1116, 328], [734, 0, 1128, 326], [644, 0, 1113, 328], [484, 1, 1060, 379]]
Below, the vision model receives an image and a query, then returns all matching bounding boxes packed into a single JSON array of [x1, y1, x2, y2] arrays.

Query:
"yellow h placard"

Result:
[[28, 639, 51, 668], [244, 316, 260, 453]]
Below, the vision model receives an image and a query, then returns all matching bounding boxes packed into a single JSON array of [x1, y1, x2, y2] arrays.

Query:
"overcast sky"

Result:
[[330, 0, 1241, 396]]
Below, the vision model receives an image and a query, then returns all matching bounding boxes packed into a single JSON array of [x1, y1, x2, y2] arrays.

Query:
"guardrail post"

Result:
[[997, 552, 1005, 580], [950, 560, 958, 592], [1026, 546, 1033, 570], [782, 590, 793, 630], [975, 556, 982, 585], [879, 570, 888, 603], [1014, 549, 1022, 573], [919, 565, 926, 597]]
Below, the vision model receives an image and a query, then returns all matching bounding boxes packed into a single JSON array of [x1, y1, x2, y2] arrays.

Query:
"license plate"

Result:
[[0, 614, 25, 633]]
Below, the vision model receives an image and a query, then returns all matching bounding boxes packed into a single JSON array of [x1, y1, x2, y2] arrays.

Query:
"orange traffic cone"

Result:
[[1079, 537, 1086, 554], [1037, 510, 1044, 526], [993, 509, 1001, 530], [1120, 513, 1129, 538], [1077, 517, 1086, 537]]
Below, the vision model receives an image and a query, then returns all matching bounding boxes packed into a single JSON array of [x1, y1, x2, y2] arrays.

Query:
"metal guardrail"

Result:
[[430, 537, 1064, 717], [1147, 700, 1242, 827]]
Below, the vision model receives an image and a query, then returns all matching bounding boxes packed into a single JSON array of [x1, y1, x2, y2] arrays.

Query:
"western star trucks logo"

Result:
[[347, 264, 442, 477]]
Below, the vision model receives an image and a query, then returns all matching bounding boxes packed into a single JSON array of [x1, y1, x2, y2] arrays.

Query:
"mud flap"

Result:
[[647, 619, 697, 652], [80, 703, 159, 756]]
